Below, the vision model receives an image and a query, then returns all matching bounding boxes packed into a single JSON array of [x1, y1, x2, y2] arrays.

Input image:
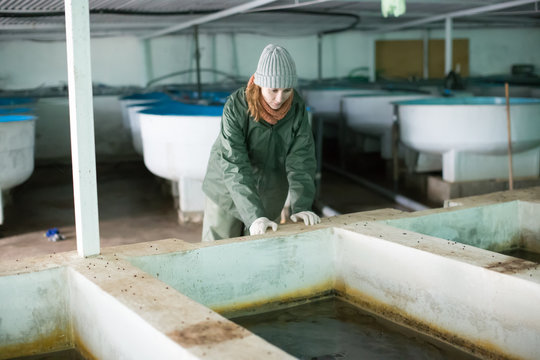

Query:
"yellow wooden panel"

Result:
[[375, 39, 469, 80], [375, 40, 423, 80], [428, 39, 469, 78]]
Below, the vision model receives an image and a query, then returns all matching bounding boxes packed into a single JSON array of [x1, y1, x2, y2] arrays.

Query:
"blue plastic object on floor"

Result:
[[45, 227, 65, 242]]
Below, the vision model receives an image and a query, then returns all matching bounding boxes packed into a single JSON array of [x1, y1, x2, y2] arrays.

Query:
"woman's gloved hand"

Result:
[[290, 211, 321, 226], [249, 217, 278, 235]]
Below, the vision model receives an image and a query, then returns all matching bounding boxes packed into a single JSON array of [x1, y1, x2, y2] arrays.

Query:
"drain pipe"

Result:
[[194, 26, 202, 100], [323, 163, 430, 212], [314, 200, 342, 217]]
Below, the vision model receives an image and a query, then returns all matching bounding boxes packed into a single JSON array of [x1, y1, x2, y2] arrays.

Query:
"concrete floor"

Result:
[[0, 160, 402, 261]]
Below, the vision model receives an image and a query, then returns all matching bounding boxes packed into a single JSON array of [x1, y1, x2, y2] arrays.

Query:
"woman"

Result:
[[202, 44, 320, 241]]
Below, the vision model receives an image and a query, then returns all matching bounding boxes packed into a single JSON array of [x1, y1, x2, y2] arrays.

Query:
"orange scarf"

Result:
[[247, 75, 293, 125]]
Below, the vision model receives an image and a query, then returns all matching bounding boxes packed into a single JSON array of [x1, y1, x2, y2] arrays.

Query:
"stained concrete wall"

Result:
[[129, 229, 335, 313], [381, 201, 525, 252], [1, 28, 539, 90], [0, 267, 71, 358]]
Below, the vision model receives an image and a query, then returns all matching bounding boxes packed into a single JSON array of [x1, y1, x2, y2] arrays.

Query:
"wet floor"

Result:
[[231, 297, 479, 360], [0, 159, 403, 261], [0, 161, 203, 261]]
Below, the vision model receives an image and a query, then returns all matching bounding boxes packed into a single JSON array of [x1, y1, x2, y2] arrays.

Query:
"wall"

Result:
[[1, 27, 539, 90], [0, 36, 145, 90]]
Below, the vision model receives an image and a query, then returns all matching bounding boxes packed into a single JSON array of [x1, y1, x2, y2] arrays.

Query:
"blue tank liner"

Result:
[[126, 99, 165, 108], [0, 114, 36, 122], [140, 101, 224, 116], [0, 107, 33, 114], [120, 92, 172, 101], [121, 90, 230, 104], [392, 97, 540, 106], [343, 91, 416, 98], [189, 91, 231, 104], [0, 97, 36, 106]]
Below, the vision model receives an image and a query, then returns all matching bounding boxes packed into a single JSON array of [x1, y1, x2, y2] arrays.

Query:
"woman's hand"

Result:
[[249, 217, 278, 235], [290, 211, 321, 226]]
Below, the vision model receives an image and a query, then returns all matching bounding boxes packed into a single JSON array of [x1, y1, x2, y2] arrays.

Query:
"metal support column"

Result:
[[444, 17, 453, 75], [143, 39, 154, 87], [317, 33, 322, 81], [194, 26, 202, 99], [423, 30, 429, 79]]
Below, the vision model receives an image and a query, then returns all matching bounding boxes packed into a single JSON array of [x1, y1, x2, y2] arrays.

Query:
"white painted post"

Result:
[[64, 0, 101, 257], [444, 16, 453, 75]]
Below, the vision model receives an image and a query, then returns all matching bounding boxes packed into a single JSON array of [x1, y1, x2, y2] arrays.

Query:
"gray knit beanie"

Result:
[[254, 44, 297, 88]]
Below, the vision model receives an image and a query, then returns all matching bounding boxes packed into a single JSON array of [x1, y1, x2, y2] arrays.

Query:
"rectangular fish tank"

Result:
[[0, 265, 201, 360], [382, 200, 540, 263], [129, 224, 540, 359], [2, 198, 540, 359]]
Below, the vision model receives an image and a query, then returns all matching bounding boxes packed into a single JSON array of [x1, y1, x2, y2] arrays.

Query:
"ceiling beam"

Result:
[[138, 0, 279, 40]]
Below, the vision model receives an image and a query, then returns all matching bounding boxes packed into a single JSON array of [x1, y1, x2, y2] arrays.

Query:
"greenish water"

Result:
[[232, 297, 479, 360], [501, 248, 540, 263], [9, 349, 86, 360]]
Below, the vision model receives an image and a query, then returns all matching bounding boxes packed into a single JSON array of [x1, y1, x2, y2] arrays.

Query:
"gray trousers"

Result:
[[201, 197, 246, 242]]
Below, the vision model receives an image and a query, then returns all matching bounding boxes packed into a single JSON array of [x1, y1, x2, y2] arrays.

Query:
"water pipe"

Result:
[[323, 163, 430, 212]]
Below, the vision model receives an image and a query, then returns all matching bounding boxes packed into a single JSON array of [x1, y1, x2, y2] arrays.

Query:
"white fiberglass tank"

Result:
[[0, 114, 36, 224], [138, 101, 224, 223], [125, 101, 165, 155], [118, 92, 171, 130], [342, 92, 433, 160], [302, 87, 383, 122], [395, 97, 540, 182]]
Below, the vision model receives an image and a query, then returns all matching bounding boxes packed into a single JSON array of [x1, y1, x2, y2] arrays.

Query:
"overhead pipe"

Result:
[[139, 0, 279, 40], [324, 164, 430, 212]]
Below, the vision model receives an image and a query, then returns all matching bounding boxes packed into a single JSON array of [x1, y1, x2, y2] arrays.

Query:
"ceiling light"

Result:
[[381, 0, 406, 17]]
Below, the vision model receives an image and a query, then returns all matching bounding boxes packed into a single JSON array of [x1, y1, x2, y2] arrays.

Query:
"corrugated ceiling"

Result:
[[0, 0, 538, 40]]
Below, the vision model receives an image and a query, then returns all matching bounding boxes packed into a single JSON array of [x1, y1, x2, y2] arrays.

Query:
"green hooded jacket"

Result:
[[202, 87, 316, 227]]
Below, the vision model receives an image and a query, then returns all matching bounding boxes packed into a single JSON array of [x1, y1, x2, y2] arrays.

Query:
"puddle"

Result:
[[230, 297, 479, 360], [8, 348, 87, 360]]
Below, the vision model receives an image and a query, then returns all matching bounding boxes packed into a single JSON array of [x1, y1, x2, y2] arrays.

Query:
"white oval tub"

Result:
[[138, 102, 224, 222], [124, 91, 230, 155], [126, 100, 167, 155], [302, 87, 383, 121], [395, 97, 540, 182], [118, 92, 171, 130], [342, 92, 433, 159], [0, 114, 36, 224]]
